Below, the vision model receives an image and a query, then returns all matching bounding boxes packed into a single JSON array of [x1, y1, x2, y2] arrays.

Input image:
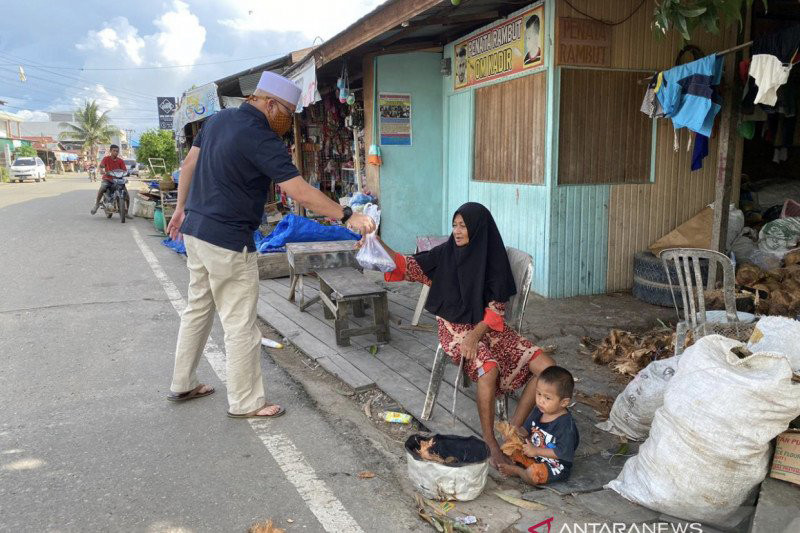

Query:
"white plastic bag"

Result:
[[356, 233, 396, 272], [607, 335, 800, 528], [596, 356, 679, 441]]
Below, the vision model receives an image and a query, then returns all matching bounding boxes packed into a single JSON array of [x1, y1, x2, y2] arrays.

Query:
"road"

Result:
[[0, 174, 420, 533]]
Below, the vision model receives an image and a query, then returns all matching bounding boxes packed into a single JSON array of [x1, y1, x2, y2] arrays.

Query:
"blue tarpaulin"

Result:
[[254, 214, 360, 253]]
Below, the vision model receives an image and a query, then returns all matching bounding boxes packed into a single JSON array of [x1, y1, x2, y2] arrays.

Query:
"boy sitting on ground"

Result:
[[498, 366, 580, 485]]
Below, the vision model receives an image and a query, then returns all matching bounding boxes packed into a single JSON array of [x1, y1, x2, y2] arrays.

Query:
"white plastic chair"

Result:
[[421, 246, 534, 422], [659, 248, 754, 356]]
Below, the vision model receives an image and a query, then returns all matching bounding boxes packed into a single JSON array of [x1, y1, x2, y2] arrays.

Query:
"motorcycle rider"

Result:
[[91, 144, 128, 215]]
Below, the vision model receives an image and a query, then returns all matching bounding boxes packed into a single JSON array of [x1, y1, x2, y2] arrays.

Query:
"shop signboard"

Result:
[[289, 59, 321, 113], [378, 93, 411, 146], [556, 17, 611, 67], [157, 97, 177, 130], [173, 83, 220, 133], [453, 4, 544, 90]]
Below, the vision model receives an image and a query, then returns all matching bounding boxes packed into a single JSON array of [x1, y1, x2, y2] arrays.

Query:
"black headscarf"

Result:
[[414, 202, 517, 325]]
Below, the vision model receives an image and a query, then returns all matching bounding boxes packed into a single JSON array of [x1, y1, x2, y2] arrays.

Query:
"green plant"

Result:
[[137, 129, 178, 172], [59, 100, 119, 163], [0, 166, 8, 183], [653, 0, 767, 41], [13, 145, 37, 158]]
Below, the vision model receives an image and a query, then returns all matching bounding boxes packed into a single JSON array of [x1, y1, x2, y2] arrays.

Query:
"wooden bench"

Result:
[[286, 241, 359, 310], [315, 267, 391, 347]]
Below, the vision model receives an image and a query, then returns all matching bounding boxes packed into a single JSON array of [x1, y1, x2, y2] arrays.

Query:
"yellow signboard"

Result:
[[454, 4, 544, 90]]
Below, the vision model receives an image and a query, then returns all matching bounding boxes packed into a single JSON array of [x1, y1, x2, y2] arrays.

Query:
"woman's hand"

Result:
[[461, 330, 480, 361]]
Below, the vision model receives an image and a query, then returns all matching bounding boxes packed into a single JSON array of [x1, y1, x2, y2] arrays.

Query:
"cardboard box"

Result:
[[770, 429, 800, 486]]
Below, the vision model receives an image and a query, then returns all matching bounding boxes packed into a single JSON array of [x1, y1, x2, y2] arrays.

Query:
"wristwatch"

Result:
[[341, 206, 353, 224]]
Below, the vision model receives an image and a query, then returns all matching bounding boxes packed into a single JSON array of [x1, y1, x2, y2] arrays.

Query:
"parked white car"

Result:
[[124, 159, 139, 176], [10, 157, 47, 182]]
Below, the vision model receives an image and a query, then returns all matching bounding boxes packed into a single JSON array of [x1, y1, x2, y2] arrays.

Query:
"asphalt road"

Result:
[[0, 174, 419, 533]]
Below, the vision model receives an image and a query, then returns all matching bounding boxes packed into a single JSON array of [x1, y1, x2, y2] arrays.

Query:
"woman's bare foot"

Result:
[[488, 447, 512, 469]]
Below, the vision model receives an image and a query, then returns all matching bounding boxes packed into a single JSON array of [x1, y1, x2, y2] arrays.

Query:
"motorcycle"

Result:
[[100, 169, 130, 223]]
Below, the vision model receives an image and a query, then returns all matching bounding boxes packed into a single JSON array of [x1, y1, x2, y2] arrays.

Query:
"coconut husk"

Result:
[[785, 249, 800, 266], [736, 263, 764, 286], [784, 264, 800, 280], [418, 438, 457, 464], [586, 327, 676, 377], [496, 421, 537, 468]]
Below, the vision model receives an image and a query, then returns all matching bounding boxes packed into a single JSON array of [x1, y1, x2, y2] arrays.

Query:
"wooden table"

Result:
[[316, 267, 390, 346], [411, 235, 449, 326], [285, 240, 359, 310]]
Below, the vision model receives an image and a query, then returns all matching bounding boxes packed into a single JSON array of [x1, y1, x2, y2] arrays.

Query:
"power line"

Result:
[[0, 52, 287, 71]]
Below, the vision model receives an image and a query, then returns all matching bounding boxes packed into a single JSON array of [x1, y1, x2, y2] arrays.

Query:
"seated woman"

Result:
[[376, 202, 555, 468]]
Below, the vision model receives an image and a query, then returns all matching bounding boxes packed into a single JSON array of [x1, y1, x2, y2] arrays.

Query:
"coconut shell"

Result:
[[784, 264, 800, 280], [736, 263, 765, 286], [785, 249, 800, 266]]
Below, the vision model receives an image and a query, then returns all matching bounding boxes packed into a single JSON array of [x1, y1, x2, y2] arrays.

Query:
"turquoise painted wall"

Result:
[[376, 52, 444, 253], [439, 1, 611, 298]]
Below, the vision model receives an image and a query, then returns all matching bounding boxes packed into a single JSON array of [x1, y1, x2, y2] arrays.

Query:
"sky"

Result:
[[0, 0, 384, 141]]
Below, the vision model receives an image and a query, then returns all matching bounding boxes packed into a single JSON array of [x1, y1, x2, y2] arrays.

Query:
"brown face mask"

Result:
[[268, 108, 293, 136]]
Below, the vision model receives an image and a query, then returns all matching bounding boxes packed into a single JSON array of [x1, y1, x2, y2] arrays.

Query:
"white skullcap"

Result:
[[256, 71, 302, 108]]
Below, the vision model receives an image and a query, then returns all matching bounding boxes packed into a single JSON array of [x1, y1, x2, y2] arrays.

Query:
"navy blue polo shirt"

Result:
[[180, 102, 299, 252]]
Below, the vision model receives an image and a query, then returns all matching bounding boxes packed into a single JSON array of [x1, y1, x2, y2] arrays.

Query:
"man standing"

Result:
[[91, 144, 127, 214], [165, 71, 375, 419]]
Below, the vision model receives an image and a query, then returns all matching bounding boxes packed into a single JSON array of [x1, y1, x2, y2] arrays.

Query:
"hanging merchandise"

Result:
[[367, 144, 382, 166]]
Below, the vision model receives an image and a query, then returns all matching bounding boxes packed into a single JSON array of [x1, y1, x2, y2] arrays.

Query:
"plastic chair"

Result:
[[421, 246, 534, 422], [659, 248, 753, 355]]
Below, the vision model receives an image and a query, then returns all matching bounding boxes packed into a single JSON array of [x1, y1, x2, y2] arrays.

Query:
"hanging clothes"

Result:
[[691, 133, 709, 171], [750, 54, 794, 106], [655, 54, 724, 137], [751, 25, 800, 64]]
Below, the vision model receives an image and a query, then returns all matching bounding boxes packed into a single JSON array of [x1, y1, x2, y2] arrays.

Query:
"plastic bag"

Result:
[[607, 335, 800, 528], [356, 233, 396, 272], [253, 214, 360, 253]]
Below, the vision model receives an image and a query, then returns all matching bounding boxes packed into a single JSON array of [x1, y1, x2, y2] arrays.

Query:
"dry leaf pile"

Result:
[[583, 327, 677, 377], [418, 438, 457, 464], [734, 257, 800, 316]]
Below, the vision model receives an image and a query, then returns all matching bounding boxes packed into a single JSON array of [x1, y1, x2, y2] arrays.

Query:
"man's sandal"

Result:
[[227, 403, 286, 419], [167, 384, 215, 402]]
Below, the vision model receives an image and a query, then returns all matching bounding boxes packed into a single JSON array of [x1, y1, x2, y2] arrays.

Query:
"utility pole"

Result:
[[124, 129, 134, 158]]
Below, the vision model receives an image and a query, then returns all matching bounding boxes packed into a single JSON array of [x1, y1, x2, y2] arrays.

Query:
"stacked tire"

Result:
[[632, 251, 709, 307]]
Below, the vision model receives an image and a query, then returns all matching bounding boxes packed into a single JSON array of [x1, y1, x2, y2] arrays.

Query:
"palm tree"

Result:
[[59, 101, 119, 163]]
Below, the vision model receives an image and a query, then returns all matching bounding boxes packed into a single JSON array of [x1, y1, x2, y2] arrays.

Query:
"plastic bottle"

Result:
[[378, 411, 412, 424]]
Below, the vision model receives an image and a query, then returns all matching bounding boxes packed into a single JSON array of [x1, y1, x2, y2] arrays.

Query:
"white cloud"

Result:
[[11, 109, 50, 122], [76, 1, 206, 67], [77, 17, 145, 65], [219, 0, 386, 41], [71, 84, 120, 112], [150, 1, 206, 65]]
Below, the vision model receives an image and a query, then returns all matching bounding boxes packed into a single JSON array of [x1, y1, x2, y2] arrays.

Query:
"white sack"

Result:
[[607, 335, 800, 528], [747, 316, 800, 372], [406, 450, 488, 501], [597, 356, 679, 441]]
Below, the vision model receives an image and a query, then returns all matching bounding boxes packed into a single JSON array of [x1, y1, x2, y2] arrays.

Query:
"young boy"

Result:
[[498, 366, 580, 485]]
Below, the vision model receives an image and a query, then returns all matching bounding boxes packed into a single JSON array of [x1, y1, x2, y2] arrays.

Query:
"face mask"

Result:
[[267, 105, 293, 136]]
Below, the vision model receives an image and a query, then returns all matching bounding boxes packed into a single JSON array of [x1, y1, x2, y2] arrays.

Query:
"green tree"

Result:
[[13, 145, 37, 158], [136, 129, 178, 173], [59, 100, 119, 163], [653, 0, 767, 41]]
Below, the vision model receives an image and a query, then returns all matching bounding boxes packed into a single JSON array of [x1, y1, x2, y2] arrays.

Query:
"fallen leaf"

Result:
[[494, 491, 547, 510], [248, 519, 286, 533], [357, 470, 376, 479]]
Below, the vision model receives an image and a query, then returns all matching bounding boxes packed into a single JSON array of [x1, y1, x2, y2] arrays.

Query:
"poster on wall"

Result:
[[379, 93, 412, 146], [453, 4, 544, 90]]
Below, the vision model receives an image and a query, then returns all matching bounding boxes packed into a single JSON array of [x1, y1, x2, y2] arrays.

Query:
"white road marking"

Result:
[[130, 227, 363, 533]]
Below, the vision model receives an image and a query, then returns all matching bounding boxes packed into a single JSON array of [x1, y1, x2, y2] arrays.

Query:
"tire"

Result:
[[632, 251, 710, 307], [118, 196, 126, 223], [35, 178, 40, 183]]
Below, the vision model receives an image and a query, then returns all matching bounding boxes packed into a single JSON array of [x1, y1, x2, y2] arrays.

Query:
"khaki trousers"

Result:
[[170, 235, 264, 415]]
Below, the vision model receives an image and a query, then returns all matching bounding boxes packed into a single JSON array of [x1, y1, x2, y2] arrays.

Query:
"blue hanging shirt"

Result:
[[656, 54, 724, 137], [181, 103, 300, 252]]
